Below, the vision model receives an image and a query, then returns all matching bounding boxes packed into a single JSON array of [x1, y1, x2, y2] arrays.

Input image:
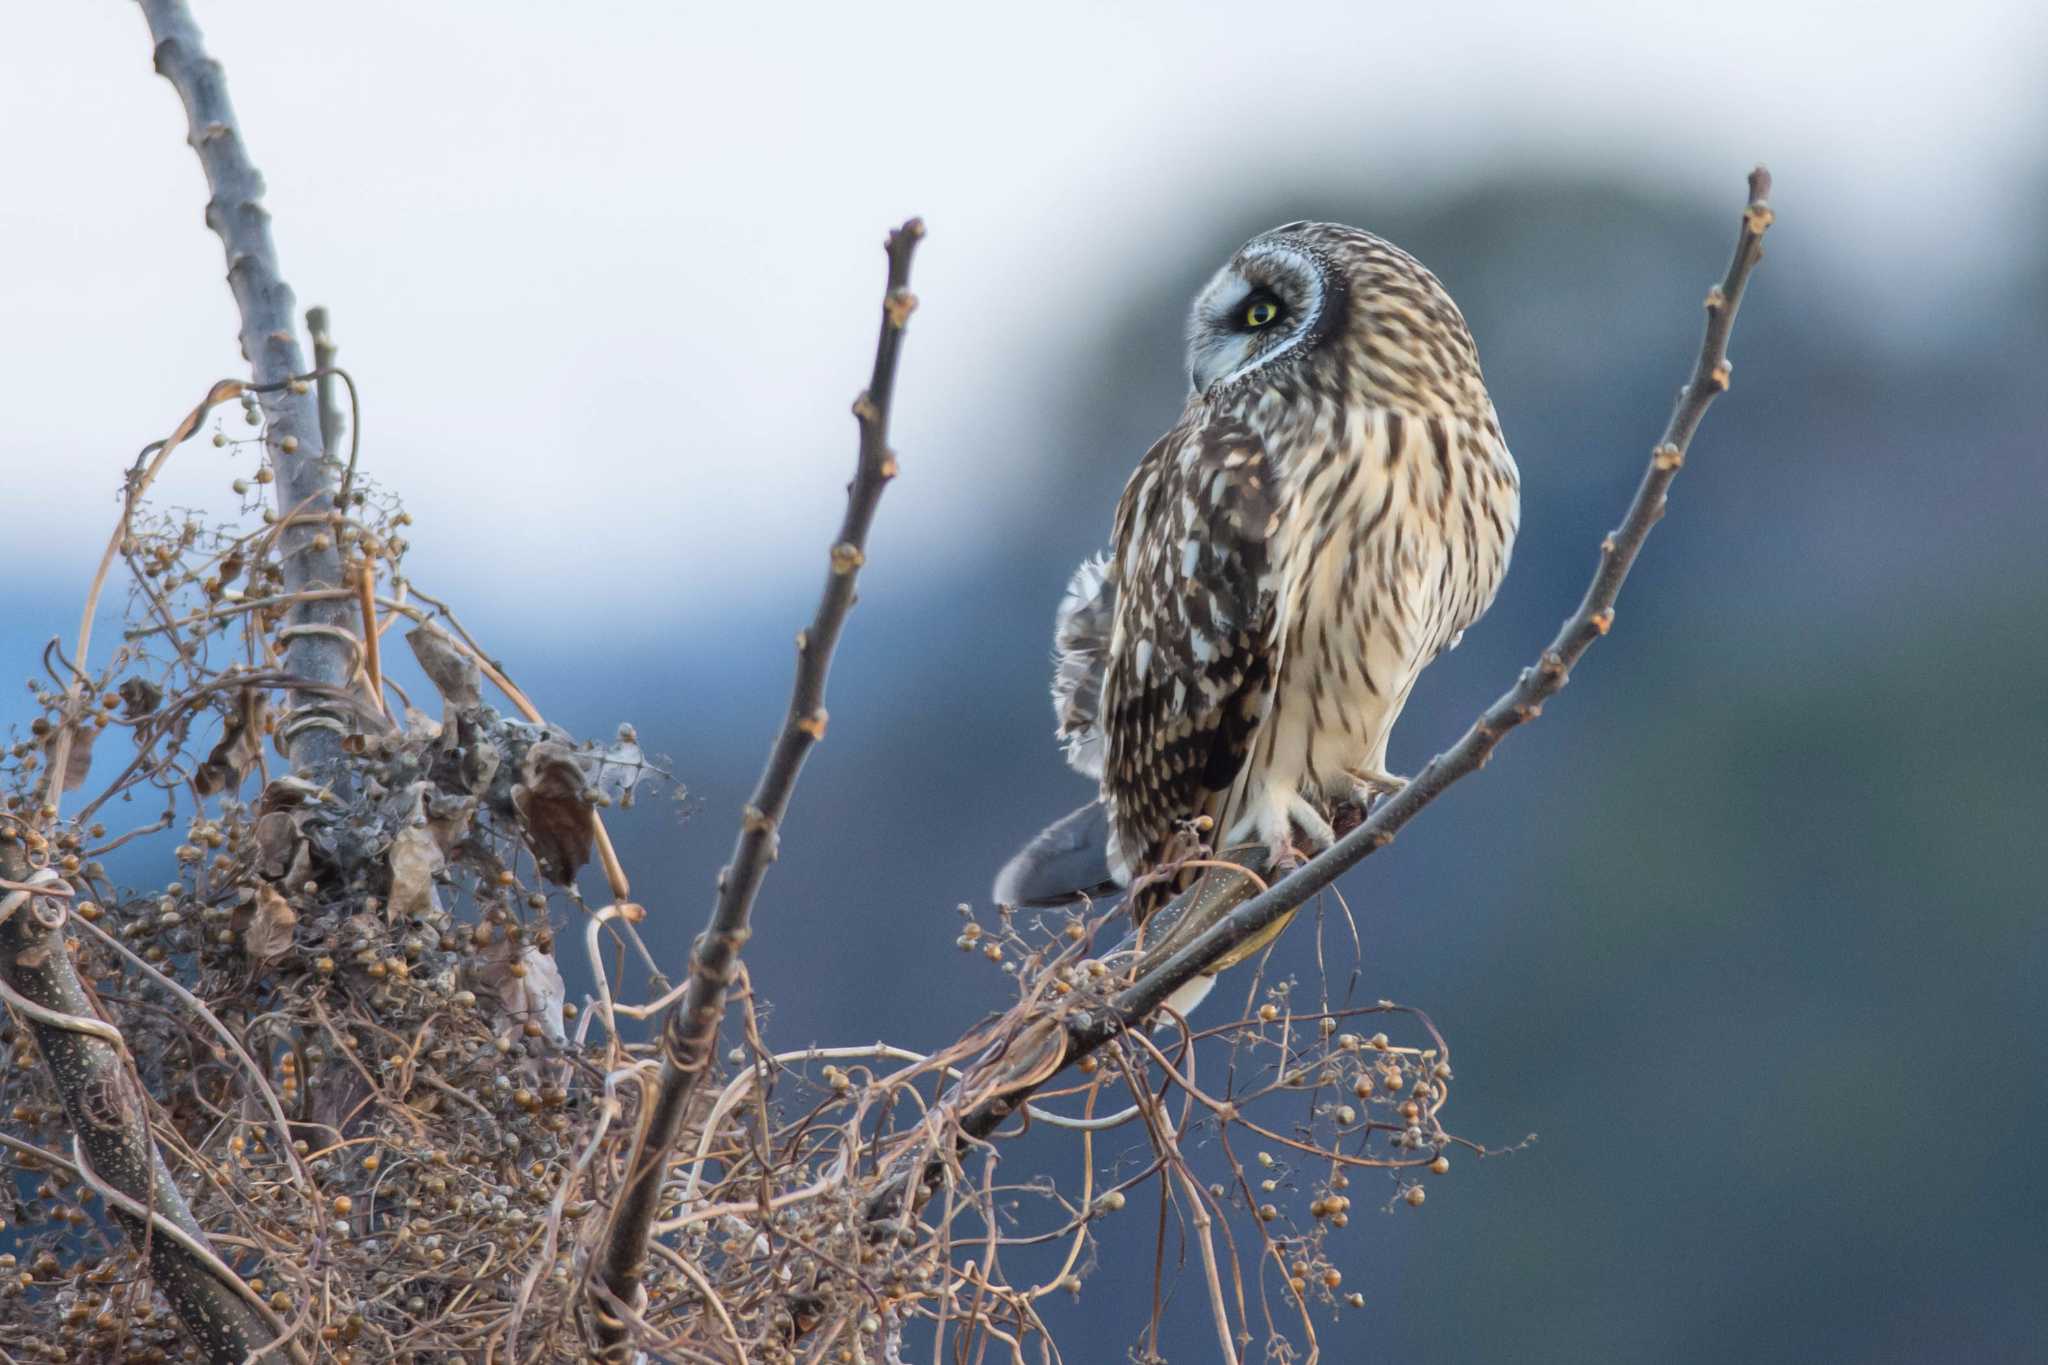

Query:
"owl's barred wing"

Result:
[[1051, 553, 1115, 780], [1101, 415, 1283, 889], [989, 557, 1121, 908]]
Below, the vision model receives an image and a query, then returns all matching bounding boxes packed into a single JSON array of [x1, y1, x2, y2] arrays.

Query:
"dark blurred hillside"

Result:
[[60, 173, 2048, 1361]]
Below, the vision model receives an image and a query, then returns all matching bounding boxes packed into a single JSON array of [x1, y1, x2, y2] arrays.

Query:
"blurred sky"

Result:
[[6, 5, 2048, 1363], [5, 0, 2044, 618]]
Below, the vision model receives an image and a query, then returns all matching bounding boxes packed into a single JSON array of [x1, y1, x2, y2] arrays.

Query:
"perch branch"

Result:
[[590, 218, 926, 1354], [140, 0, 353, 772], [871, 165, 1775, 1217]]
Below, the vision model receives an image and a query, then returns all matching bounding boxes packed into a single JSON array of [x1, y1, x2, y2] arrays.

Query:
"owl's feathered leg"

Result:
[[1222, 786, 1336, 873]]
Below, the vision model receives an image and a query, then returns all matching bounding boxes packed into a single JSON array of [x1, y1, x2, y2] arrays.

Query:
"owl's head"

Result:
[[1184, 222, 1348, 395]]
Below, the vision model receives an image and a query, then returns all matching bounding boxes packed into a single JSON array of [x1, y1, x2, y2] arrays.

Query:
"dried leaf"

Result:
[[386, 822, 444, 923], [405, 624, 481, 709], [194, 688, 269, 797], [513, 741, 593, 885], [244, 883, 298, 962], [118, 676, 163, 720], [476, 945, 567, 1046], [42, 722, 97, 793], [425, 793, 476, 856], [252, 810, 301, 880], [283, 838, 315, 895], [257, 775, 332, 814], [453, 715, 501, 795]]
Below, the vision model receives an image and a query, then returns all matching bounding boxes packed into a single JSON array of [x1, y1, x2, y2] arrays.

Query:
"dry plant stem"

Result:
[[39, 379, 234, 818], [141, 0, 352, 772], [1154, 1098, 1239, 1364], [306, 305, 391, 723], [875, 166, 1774, 1215], [0, 851, 278, 1363], [591, 218, 925, 1354], [307, 305, 345, 455]]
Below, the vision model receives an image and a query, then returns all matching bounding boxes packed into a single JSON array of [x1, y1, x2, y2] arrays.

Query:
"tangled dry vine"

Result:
[[0, 4, 1772, 1362]]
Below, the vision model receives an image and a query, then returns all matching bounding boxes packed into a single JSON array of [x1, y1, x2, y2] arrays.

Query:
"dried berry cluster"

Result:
[[0, 399, 663, 1362]]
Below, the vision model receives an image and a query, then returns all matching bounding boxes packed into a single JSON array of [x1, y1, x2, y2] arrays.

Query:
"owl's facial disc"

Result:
[[1185, 239, 1327, 394]]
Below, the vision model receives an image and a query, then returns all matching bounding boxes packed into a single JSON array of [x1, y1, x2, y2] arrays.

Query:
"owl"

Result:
[[996, 222, 1520, 968]]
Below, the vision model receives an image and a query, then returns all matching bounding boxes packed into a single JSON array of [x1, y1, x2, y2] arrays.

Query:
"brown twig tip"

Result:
[[893, 217, 927, 243], [1744, 168, 1775, 236]]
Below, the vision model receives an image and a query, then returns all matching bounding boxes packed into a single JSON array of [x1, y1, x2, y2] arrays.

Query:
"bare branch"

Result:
[[591, 218, 927, 1353], [140, 0, 354, 771]]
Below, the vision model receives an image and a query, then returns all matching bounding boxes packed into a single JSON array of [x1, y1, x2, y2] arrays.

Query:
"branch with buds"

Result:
[[590, 219, 927, 1354]]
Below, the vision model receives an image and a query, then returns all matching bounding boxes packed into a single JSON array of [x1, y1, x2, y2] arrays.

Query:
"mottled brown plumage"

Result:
[[1044, 222, 1519, 943]]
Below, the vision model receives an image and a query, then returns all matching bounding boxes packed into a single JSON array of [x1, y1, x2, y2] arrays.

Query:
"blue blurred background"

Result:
[[8, 2, 2047, 1360]]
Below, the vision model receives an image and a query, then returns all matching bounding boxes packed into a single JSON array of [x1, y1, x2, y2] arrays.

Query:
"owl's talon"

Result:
[[1344, 767, 1409, 806], [1225, 790, 1336, 875]]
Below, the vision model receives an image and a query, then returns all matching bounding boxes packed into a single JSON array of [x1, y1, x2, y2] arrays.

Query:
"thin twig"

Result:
[[591, 217, 925, 1357], [306, 306, 346, 460]]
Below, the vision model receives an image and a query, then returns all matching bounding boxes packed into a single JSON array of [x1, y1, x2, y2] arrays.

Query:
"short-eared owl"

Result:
[[997, 222, 1520, 935]]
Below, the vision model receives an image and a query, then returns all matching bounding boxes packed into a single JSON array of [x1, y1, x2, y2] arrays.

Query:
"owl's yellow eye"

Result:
[[1245, 300, 1278, 327]]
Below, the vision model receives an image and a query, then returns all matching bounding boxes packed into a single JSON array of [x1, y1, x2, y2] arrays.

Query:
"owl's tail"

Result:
[[991, 800, 1118, 908]]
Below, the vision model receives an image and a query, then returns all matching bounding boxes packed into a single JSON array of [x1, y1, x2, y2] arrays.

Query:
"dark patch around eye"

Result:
[[1233, 287, 1286, 332]]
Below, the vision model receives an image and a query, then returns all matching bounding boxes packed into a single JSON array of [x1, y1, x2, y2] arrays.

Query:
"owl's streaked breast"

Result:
[[1193, 371, 1518, 843]]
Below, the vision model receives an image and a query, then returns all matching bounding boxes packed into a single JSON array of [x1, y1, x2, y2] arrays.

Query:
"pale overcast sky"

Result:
[[6, 0, 2041, 619]]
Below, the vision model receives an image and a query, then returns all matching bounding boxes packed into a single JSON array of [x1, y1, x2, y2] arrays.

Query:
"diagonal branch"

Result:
[[140, 0, 354, 771], [871, 165, 1775, 1215], [0, 850, 289, 1363], [591, 219, 926, 1355]]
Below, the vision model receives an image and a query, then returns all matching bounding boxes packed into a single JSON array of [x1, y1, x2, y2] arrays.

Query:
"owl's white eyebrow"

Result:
[[1212, 243, 1323, 386]]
